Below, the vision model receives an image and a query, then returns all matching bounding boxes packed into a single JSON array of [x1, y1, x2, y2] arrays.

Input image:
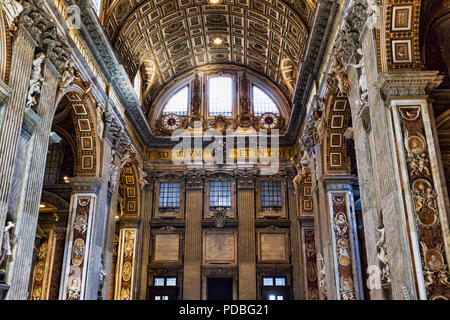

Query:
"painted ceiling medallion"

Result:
[[162, 114, 182, 131], [260, 112, 278, 129]]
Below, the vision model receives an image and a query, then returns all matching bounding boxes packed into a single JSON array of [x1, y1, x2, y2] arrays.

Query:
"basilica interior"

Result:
[[0, 0, 449, 301]]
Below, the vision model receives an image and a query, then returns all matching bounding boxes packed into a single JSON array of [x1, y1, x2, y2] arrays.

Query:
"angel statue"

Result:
[[0, 221, 14, 270]]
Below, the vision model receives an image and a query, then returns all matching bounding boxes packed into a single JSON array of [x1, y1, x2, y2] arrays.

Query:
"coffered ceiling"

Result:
[[104, 0, 316, 100]]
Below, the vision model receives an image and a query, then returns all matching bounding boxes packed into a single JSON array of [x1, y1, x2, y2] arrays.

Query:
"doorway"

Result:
[[207, 278, 233, 300]]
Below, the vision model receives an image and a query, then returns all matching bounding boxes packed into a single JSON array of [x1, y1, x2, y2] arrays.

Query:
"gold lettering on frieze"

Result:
[[146, 147, 295, 161]]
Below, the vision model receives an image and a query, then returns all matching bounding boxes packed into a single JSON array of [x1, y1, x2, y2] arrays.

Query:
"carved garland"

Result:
[[398, 105, 450, 299]]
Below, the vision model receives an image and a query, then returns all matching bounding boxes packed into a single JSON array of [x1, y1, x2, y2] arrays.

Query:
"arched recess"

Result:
[[0, 8, 11, 83], [54, 82, 103, 177], [118, 161, 141, 217], [320, 93, 352, 175]]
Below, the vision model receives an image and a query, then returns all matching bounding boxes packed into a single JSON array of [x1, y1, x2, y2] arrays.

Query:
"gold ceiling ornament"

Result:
[[142, 59, 156, 101], [105, 0, 312, 101], [281, 58, 298, 94]]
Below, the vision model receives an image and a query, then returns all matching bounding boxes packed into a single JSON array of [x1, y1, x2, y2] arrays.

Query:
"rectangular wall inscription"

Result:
[[260, 233, 286, 262], [203, 231, 236, 264], [154, 234, 180, 262]]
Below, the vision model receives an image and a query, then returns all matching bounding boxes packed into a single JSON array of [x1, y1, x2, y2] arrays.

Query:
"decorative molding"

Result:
[[375, 71, 444, 101]]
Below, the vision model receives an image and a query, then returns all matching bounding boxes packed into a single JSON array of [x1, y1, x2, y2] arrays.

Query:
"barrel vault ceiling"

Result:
[[104, 0, 316, 102]]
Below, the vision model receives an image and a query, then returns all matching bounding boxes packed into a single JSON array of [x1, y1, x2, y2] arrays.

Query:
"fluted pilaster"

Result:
[[237, 175, 256, 300], [0, 27, 36, 251], [287, 181, 305, 300], [6, 56, 60, 300], [183, 179, 203, 300]]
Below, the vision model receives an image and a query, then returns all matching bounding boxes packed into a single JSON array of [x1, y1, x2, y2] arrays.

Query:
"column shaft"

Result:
[[287, 183, 305, 299], [183, 188, 203, 300], [6, 59, 59, 300], [237, 184, 256, 300], [0, 28, 35, 248]]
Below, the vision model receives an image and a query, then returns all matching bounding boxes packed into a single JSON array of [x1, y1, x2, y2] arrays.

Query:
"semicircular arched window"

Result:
[[163, 86, 189, 116], [252, 85, 279, 116]]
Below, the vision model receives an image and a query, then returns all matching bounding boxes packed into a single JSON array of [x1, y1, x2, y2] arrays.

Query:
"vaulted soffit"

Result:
[[104, 0, 316, 102]]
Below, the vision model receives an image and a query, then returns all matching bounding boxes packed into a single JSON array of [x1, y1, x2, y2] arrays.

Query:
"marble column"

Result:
[[345, 28, 392, 300], [353, 26, 421, 300], [287, 178, 305, 300], [60, 177, 102, 300], [183, 175, 203, 300], [376, 71, 450, 300], [0, 26, 36, 250], [139, 176, 154, 299], [6, 56, 61, 300], [237, 174, 256, 300], [101, 145, 119, 300]]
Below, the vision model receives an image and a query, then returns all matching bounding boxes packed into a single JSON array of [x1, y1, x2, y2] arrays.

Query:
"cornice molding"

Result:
[[375, 71, 444, 101], [288, 0, 340, 144]]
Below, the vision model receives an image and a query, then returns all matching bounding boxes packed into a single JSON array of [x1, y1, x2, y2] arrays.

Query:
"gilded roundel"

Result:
[[260, 112, 279, 129], [337, 238, 351, 267], [71, 239, 86, 266], [307, 261, 317, 282], [162, 114, 182, 131], [122, 262, 132, 282], [35, 261, 45, 282]]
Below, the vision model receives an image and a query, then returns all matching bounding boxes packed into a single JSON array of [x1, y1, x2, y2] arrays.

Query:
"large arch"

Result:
[[54, 82, 103, 177]]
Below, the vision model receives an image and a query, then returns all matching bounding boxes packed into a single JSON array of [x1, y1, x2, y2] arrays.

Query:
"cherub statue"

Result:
[[327, 52, 349, 95], [59, 59, 77, 90]]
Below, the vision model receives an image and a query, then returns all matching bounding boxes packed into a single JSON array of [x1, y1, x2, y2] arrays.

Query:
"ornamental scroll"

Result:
[[330, 194, 357, 300], [398, 106, 450, 300]]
